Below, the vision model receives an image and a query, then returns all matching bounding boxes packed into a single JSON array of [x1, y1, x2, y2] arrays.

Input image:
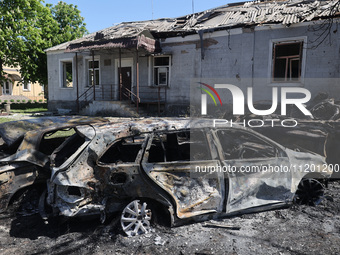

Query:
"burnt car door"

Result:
[[95, 134, 150, 202], [141, 129, 225, 219], [214, 129, 293, 214]]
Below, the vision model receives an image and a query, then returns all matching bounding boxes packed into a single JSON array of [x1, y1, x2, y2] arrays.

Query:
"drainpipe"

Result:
[[198, 30, 205, 60], [76, 52, 79, 112], [119, 48, 122, 101], [136, 49, 139, 113], [92, 50, 96, 101]]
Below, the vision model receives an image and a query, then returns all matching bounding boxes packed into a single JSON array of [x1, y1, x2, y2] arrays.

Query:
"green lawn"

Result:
[[0, 117, 15, 123], [11, 108, 48, 114]]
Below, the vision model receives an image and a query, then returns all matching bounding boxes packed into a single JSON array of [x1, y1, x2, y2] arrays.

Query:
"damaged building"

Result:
[[45, 0, 340, 116]]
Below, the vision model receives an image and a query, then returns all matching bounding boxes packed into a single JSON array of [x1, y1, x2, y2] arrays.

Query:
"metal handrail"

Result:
[[78, 85, 94, 100], [77, 86, 94, 112], [122, 87, 140, 103]]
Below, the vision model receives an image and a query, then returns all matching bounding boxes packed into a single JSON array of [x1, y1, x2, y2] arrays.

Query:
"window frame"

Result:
[[2, 80, 12, 95], [23, 81, 31, 92], [268, 37, 307, 86], [143, 129, 213, 163], [97, 134, 148, 165], [149, 55, 171, 87], [214, 128, 287, 161], [85, 56, 101, 87], [59, 59, 74, 89]]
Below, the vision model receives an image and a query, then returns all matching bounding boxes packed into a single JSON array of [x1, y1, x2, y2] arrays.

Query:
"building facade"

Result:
[[2, 65, 45, 102], [46, 0, 340, 116]]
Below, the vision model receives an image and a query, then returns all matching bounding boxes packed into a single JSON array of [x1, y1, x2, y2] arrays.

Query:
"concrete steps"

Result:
[[80, 100, 149, 117]]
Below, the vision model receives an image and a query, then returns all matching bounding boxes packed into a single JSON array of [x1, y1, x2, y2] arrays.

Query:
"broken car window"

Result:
[[217, 130, 278, 159], [148, 130, 211, 163], [52, 131, 86, 168], [99, 135, 146, 164], [39, 128, 76, 155]]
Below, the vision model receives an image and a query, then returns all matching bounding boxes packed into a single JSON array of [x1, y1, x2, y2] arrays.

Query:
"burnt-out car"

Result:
[[0, 116, 108, 214], [43, 118, 332, 236]]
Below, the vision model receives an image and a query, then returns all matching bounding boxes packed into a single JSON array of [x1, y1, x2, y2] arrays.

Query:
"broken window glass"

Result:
[[273, 42, 302, 82], [50, 131, 86, 168], [99, 135, 146, 164], [217, 130, 278, 159], [39, 128, 76, 155], [148, 130, 211, 163]]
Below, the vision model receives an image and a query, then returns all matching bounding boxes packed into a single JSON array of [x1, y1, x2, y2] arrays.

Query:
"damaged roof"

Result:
[[46, 0, 340, 53]]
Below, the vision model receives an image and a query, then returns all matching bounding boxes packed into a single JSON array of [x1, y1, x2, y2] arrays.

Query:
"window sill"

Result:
[[268, 81, 304, 87], [149, 85, 169, 88]]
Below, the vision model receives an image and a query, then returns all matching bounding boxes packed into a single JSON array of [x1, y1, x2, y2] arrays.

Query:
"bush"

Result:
[[38, 99, 43, 103], [10, 99, 14, 103], [22, 100, 26, 103], [16, 100, 21, 103], [4, 100, 7, 103]]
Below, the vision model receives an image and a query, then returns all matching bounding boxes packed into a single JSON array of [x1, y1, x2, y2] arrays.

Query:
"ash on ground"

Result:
[[0, 181, 339, 255]]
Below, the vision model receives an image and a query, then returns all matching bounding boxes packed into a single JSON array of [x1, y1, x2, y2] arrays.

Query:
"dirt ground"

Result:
[[0, 181, 339, 255]]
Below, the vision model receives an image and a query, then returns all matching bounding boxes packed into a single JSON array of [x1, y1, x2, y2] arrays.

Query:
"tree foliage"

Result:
[[0, 0, 88, 86], [47, 1, 88, 44]]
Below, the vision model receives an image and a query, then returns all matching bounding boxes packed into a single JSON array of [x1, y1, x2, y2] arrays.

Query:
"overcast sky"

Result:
[[46, 0, 234, 33]]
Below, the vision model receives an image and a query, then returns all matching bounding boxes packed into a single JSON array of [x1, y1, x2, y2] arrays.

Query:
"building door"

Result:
[[118, 67, 132, 100]]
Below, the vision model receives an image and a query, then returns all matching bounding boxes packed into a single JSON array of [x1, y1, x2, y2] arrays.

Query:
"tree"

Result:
[[47, 1, 88, 45], [0, 0, 88, 86]]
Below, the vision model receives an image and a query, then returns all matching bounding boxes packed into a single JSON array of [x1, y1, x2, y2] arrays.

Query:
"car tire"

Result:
[[294, 178, 324, 206]]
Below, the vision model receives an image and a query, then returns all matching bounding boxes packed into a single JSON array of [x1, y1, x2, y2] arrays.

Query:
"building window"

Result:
[[272, 41, 303, 82], [23, 81, 31, 91], [2, 81, 12, 95], [61, 61, 73, 88], [153, 56, 170, 86], [88, 60, 100, 86]]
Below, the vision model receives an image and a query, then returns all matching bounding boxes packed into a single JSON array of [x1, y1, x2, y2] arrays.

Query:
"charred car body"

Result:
[[0, 116, 108, 213], [43, 118, 331, 236]]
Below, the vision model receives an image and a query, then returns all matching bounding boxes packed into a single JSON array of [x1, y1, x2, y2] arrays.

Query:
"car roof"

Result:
[[76, 117, 249, 139], [0, 116, 108, 146]]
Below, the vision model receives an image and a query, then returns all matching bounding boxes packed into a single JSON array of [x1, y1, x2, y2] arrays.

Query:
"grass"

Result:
[[11, 107, 48, 113], [0, 117, 15, 123]]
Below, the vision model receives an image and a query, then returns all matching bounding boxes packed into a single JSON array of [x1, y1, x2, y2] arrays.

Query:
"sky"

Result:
[[45, 0, 234, 33]]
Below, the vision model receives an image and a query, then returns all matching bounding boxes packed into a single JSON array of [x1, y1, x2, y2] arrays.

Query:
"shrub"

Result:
[[22, 100, 26, 103], [28, 100, 32, 103], [38, 99, 43, 103], [10, 99, 14, 103], [16, 100, 21, 103], [4, 100, 8, 103]]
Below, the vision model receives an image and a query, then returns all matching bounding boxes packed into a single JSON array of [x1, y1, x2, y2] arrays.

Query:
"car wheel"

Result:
[[295, 178, 324, 206], [120, 200, 152, 236]]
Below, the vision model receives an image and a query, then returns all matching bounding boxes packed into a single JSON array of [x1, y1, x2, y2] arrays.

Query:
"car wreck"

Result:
[[39, 118, 332, 237], [0, 116, 108, 214]]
